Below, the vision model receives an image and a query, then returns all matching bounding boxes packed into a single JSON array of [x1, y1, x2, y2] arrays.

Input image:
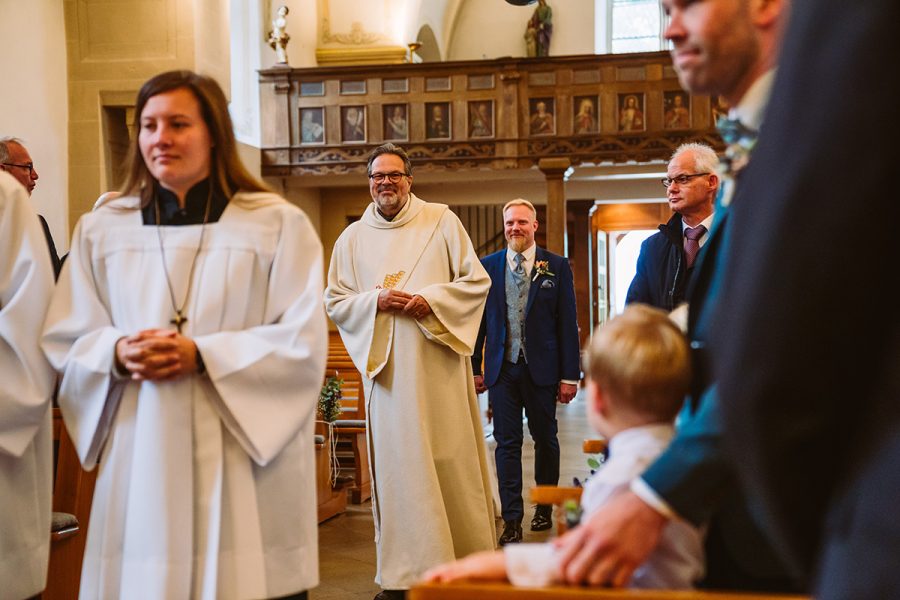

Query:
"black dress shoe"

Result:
[[498, 519, 523, 545], [374, 590, 406, 600], [530, 504, 553, 531]]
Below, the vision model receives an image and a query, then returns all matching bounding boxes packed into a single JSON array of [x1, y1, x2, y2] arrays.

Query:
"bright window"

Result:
[[597, 0, 667, 54], [614, 229, 656, 316]]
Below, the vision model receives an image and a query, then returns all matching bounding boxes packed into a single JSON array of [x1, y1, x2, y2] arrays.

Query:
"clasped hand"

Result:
[[115, 328, 200, 381], [377, 289, 432, 319]]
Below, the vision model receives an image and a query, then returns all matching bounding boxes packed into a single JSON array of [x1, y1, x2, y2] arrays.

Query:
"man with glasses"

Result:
[[0, 136, 61, 277], [625, 143, 718, 311], [325, 143, 496, 600]]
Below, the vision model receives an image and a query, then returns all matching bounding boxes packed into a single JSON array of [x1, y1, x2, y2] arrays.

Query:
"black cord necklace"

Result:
[[154, 186, 212, 334]]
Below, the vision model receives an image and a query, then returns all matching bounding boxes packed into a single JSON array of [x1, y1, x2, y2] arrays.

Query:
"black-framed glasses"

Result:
[[369, 172, 407, 184], [2, 162, 35, 174], [661, 172, 709, 188]]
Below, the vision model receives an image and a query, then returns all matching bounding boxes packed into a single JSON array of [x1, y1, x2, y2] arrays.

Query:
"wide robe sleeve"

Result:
[[192, 207, 327, 466], [42, 215, 131, 468], [414, 210, 490, 356], [324, 224, 387, 378], [0, 175, 54, 457]]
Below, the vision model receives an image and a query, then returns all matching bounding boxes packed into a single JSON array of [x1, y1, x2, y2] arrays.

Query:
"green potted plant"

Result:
[[318, 375, 343, 423]]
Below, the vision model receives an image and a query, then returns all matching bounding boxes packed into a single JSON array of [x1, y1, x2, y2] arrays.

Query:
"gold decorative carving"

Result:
[[316, 45, 406, 66], [321, 18, 385, 46]]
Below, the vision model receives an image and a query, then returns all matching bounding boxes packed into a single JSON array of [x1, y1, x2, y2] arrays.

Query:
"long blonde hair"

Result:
[[116, 70, 270, 208]]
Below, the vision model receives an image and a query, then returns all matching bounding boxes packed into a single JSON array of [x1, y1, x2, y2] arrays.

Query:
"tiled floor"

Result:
[[313, 393, 596, 600]]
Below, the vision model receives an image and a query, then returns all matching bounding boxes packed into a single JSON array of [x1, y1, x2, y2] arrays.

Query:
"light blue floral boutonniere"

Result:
[[532, 260, 555, 282]]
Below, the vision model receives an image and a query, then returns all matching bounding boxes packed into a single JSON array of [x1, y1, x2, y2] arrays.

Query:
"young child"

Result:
[[423, 304, 704, 589]]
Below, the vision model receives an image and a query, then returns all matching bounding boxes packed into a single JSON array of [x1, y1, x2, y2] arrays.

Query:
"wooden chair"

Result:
[[529, 438, 609, 535], [44, 408, 98, 600], [410, 581, 810, 600]]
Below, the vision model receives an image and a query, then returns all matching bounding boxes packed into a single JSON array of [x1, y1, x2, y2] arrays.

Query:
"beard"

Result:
[[374, 188, 408, 217], [507, 235, 530, 253]]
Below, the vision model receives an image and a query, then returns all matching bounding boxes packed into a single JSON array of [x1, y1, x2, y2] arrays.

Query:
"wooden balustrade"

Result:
[[259, 51, 724, 177]]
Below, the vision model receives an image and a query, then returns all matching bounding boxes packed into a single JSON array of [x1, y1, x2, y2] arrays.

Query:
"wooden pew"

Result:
[[315, 422, 347, 523], [326, 332, 371, 504], [410, 582, 809, 600], [45, 408, 98, 600]]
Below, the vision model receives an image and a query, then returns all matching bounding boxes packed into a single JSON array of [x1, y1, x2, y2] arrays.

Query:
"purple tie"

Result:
[[683, 225, 706, 269]]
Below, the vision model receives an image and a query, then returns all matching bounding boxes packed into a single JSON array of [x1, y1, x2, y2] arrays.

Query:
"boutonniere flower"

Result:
[[533, 260, 555, 281]]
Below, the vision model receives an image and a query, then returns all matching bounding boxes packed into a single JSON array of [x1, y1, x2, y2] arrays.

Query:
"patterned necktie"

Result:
[[513, 253, 526, 285], [514, 253, 525, 273], [716, 116, 758, 180], [683, 225, 706, 269]]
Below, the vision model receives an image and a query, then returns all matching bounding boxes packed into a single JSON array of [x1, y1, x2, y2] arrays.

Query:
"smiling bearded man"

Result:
[[325, 143, 496, 600]]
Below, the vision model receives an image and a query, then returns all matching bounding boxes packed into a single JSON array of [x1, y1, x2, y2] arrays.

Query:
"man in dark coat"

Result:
[[0, 137, 62, 278], [626, 142, 718, 311]]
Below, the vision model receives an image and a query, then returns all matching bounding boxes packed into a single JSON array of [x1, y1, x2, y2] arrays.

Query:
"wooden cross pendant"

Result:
[[170, 311, 188, 333]]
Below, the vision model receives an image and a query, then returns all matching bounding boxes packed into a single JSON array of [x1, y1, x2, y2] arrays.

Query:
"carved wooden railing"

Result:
[[258, 51, 724, 177]]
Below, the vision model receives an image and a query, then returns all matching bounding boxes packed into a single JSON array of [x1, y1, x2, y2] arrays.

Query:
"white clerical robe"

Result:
[[0, 172, 55, 600], [42, 191, 327, 600], [325, 193, 496, 589]]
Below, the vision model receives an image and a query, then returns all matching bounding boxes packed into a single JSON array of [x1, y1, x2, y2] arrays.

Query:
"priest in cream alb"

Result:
[[325, 143, 496, 600]]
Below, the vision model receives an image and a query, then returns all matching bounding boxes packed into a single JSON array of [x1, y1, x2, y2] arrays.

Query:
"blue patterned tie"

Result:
[[513, 253, 526, 287]]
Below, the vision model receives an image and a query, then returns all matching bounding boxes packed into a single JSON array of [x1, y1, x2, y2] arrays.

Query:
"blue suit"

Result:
[[473, 247, 580, 522]]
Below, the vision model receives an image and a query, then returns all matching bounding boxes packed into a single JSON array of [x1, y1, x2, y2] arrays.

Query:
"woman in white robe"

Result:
[[42, 70, 326, 600]]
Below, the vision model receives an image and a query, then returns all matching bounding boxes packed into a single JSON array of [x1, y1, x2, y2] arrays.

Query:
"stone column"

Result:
[[538, 157, 573, 255]]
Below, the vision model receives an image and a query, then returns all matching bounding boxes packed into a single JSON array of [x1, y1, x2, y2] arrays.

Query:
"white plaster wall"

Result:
[[231, 0, 319, 148], [0, 0, 69, 251], [195, 0, 232, 94], [406, 0, 453, 60], [447, 0, 594, 61]]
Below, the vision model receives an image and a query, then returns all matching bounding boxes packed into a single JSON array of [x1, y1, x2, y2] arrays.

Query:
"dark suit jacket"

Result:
[[38, 214, 61, 279], [641, 177, 796, 587], [472, 247, 580, 389], [625, 212, 688, 311], [711, 1, 900, 596]]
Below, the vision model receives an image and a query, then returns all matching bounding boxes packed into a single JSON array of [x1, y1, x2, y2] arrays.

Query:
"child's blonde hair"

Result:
[[584, 304, 691, 422]]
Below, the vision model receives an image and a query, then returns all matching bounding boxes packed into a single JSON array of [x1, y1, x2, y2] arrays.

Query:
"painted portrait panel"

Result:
[[383, 103, 409, 141], [573, 95, 598, 135], [468, 100, 494, 138], [617, 93, 646, 132], [341, 105, 366, 143], [425, 101, 451, 139], [664, 91, 691, 129], [300, 107, 325, 145], [529, 97, 555, 136]]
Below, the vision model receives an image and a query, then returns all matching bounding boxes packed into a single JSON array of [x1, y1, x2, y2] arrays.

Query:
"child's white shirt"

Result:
[[505, 423, 705, 589]]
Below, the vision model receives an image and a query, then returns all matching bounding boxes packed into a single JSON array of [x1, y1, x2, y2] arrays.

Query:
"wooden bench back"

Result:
[[410, 581, 809, 600]]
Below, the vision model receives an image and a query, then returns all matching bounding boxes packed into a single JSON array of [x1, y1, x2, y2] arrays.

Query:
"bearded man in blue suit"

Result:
[[473, 199, 580, 546]]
